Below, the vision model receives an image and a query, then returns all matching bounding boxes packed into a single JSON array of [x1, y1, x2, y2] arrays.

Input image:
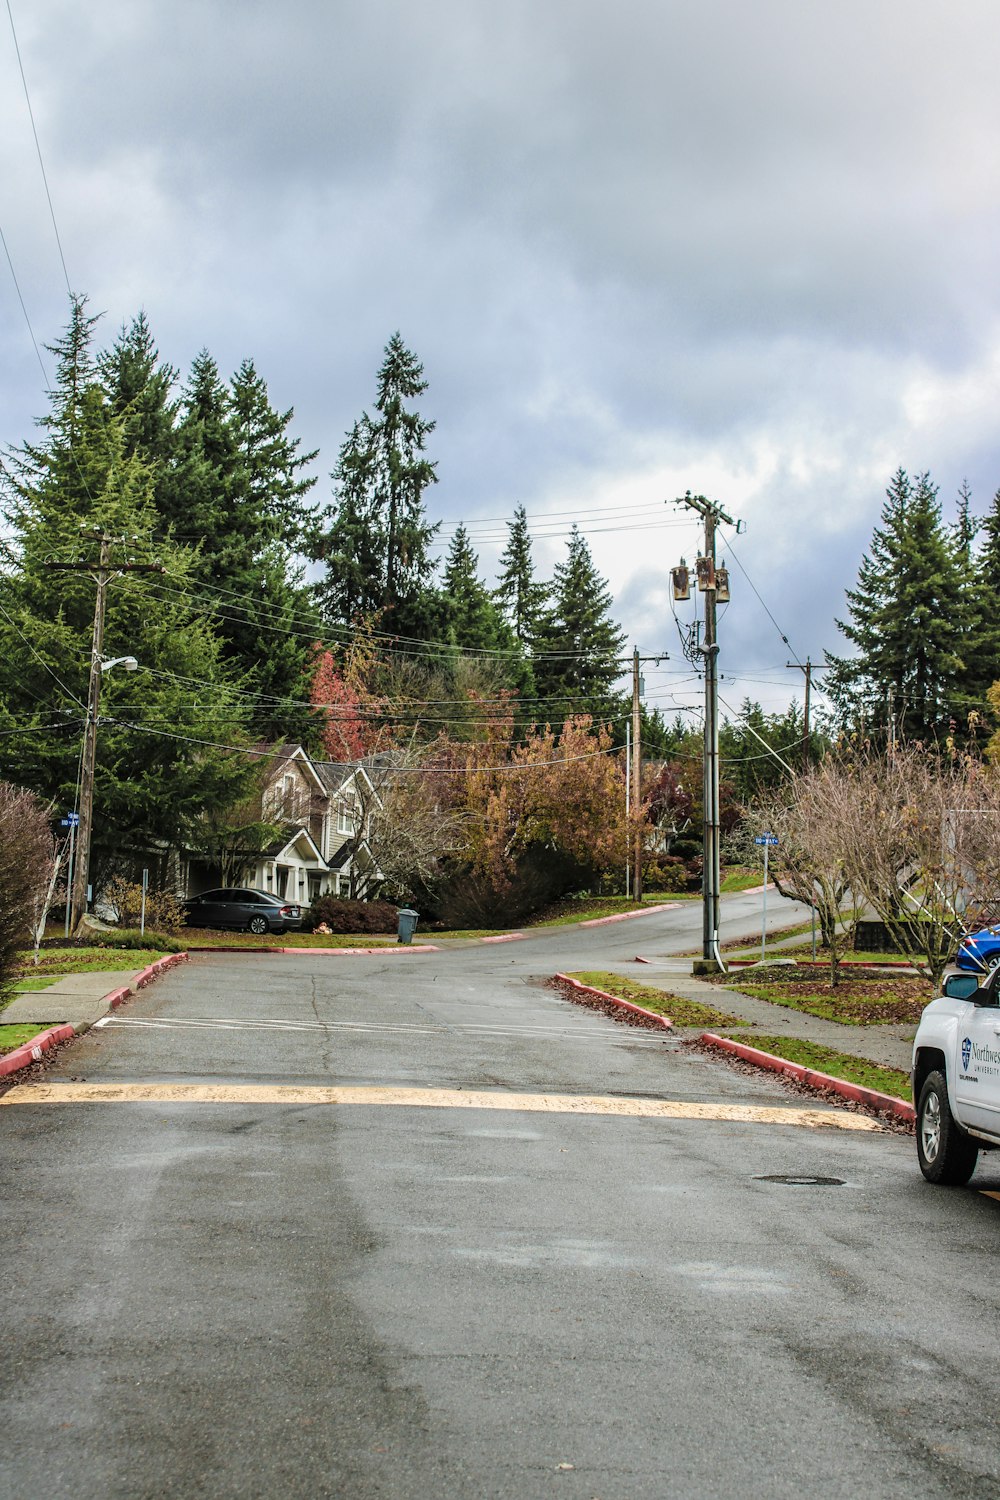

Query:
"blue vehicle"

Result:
[[955, 925, 1000, 973]]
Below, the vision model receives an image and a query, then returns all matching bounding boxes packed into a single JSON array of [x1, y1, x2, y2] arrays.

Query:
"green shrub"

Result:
[[83, 928, 185, 953]]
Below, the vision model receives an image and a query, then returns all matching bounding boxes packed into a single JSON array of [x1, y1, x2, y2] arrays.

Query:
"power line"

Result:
[[5, 0, 73, 296]]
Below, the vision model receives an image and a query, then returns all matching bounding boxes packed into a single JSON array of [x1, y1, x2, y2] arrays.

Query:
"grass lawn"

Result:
[[183, 930, 398, 949], [10, 975, 60, 992], [718, 1032, 912, 1102], [0, 1023, 59, 1054], [720, 969, 930, 1026], [720, 869, 765, 893], [16, 946, 171, 976], [568, 971, 746, 1028]]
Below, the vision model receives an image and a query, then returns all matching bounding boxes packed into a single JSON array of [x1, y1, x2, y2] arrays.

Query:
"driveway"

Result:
[[3, 899, 1000, 1499]]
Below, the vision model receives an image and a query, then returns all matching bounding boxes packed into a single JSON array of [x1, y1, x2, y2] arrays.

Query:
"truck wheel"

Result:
[[917, 1070, 979, 1185]]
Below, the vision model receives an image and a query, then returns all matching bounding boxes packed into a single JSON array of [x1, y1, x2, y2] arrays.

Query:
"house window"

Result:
[[337, 799, 355, 835]]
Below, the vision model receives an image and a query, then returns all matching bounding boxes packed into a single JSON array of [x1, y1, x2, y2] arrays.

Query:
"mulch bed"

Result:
[[547, 976, 671, 1032]]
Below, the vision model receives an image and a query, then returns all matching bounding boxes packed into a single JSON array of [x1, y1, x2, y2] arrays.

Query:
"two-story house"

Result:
[[184, 744, 383, 905]]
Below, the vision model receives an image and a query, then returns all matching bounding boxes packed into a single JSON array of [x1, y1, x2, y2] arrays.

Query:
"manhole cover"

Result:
[[753, 1174, 845, 1186]]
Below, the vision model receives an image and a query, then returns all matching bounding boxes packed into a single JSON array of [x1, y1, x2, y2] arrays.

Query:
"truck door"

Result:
[[953, 970, 1000, 1136]]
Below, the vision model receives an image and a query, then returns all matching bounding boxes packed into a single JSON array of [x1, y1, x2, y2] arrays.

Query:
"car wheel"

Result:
[[986, 953, 1000, 973], [917, 1070, 979, 1185], [248, 916, 269, 935]]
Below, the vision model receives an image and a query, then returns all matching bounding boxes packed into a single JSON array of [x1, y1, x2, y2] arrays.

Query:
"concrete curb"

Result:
[[183, 943, 437, 956], [480, 933, 527, 944], [726, 957, 915, 971], [577, 904, 679, 928], [132, 952, 189, 987], [0, 952, 190, 1081], [280, 944, 440, 955], [554, 973, 673, 1031], [699, 1032, 915, 1123], [0, 1023, 77, 1078]]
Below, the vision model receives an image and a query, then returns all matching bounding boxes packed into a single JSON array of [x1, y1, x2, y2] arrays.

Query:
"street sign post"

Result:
[[61, 813, 79, 938], [754, 833, 779, 958]]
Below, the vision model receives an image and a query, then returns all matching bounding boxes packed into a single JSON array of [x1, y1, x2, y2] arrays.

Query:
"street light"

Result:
[[69, 651, 138, 932]]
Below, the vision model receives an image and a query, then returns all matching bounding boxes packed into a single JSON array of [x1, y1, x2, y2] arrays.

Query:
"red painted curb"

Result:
[[726, 958, 915, 971], [0, 1023, 76, 1078], [132, 952, 190, 988], [554, 973, 673, 1030], [183, 943, 435, 956], [481, 933, 527, 944], [185, 944, 283, 953], [578, 904, 679, 928], [634, 955, 651, 964], [699, 1032, 915, 1122]]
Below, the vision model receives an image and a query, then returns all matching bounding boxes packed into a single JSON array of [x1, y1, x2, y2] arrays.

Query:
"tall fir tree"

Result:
[[826, 468, 971, 741], [97, 311, 179, 504], [154, 351, 321, 742], [311, 333, 439, 637], [495, 503, 548, 646], [442, 525, 507, 652], [0, 298, 254, 873], [532, 526, 626, 725]]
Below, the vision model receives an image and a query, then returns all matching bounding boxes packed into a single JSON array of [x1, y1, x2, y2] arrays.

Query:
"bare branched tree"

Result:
[[838, 747, 1000, 989], [366, 741, 464, 903], [757, 761, 859, 988], [0, 783, 59, 997]]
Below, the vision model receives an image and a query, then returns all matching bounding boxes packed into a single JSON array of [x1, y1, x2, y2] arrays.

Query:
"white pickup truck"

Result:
[[913, 969, 1000, 1183]]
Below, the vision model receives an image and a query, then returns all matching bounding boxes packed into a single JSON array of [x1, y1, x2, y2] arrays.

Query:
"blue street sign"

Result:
[[61, 812, 80, 827], [754, 833, 778, 846]]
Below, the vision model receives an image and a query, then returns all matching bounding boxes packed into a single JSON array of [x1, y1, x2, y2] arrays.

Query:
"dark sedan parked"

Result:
[[182, 887, 303, 935]]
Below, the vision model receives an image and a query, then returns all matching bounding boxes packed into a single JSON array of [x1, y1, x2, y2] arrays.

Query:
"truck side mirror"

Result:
[[943, 973, 982, 1001]]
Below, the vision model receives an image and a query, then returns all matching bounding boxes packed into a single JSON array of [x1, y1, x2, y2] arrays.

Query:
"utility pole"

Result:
[[631, 646, 642, 901], [675, 492, 733, 970], [47, 531, 162, 931], [785, 658, 823, 771]]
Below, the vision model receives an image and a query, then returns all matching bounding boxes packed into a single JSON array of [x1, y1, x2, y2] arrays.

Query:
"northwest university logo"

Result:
[[963, 1037, 973, 1072]]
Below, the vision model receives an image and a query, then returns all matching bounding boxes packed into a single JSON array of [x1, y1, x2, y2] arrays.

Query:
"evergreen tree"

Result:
[[97, 311, 179, 496], [227, 358, 318, 552], [827, 469, 970, 741], [311, 333, 439, 636], [0, 299, 254, 872], [443, 525, 507, 652], [532, 526, 626, 724], [495, 504, 548, 645], [158, 352, 321, 741]]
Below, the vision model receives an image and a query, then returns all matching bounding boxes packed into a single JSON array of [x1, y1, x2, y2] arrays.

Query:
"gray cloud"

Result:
[[4, 0, 1000, 711]]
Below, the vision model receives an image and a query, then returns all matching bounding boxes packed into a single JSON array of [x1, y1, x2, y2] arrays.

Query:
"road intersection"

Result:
[[3, 895, 1000, 1498]]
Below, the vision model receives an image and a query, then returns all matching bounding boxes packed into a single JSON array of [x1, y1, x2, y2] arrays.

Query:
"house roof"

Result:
[[259, 825, 328, 867]]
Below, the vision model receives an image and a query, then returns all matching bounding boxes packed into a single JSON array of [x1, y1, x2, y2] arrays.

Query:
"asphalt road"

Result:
[[4, 897, 1000, 1500]]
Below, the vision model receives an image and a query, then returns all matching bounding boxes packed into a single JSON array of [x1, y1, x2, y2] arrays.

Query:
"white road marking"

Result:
[[98, 1015, 649, 1042]]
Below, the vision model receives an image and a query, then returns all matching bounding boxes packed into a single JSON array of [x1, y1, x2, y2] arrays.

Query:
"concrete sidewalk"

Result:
[[2, 967, 165, 1031], [609, 958, 916, 1072]]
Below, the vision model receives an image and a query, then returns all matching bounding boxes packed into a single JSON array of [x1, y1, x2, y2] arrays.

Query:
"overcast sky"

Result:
[[3, 0, 1000, 726]]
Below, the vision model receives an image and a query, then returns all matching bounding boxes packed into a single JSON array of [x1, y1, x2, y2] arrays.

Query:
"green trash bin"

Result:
[[396, 908, 419, 945]]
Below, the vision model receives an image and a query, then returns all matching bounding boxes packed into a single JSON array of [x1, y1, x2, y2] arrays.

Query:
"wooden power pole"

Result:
[[47, 532, 162, 931], [675, 493, 733, 970]]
